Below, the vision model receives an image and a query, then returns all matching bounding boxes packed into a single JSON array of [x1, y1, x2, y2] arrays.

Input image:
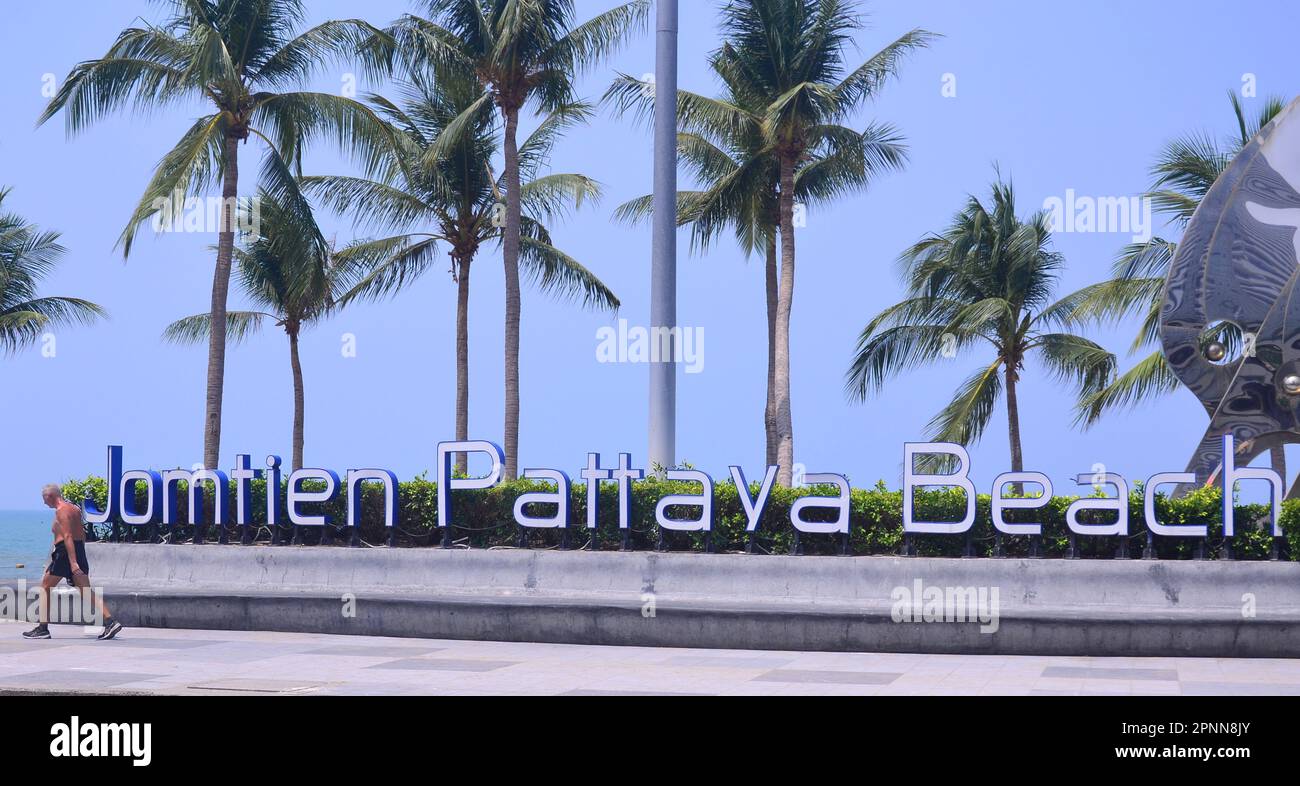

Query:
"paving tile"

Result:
[[365, 658, 517, 672], [1027, 677, 1085, 693], [307, 645, 446, 658], [0, 670, 165, 689], [660, 655, 794, 669], [187, 678, 324, 694], [137, 644, 296, 664], [560, 689, 714, 696], [0, 641, 75, 654], [1041, 666, 1179, 681], [91, 638, 226, 650], [741, 681, 887, 696], [1180, 681, 1300, 696], [752, 669, 902, 685], [313, 683, 472, 696]]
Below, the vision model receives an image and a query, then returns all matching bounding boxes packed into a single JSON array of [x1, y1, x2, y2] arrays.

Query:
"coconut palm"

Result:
[[607, 69, 908, 467], [38, 0, 401, 469], [365, 0, 648, 479], [845, 180, 1116, 481], [651, 0, 934, 486], [163, 190, 349, 471], [301, 74, 619, 474], [0, 188, 106, 355], [1069, 92, 1287, 474]]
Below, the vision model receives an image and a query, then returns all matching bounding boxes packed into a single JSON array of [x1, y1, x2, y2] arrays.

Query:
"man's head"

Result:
[[41, 483, 63, 508]]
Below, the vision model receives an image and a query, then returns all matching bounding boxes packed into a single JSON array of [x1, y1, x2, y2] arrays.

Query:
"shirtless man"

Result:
[[23, 483, 123, 640]]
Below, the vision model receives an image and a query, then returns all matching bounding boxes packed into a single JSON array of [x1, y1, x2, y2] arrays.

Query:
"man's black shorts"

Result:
[[48, 541, 89, 583]]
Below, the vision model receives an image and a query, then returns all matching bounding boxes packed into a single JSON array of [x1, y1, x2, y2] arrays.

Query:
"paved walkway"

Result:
[[2, 620, 1299, 695]]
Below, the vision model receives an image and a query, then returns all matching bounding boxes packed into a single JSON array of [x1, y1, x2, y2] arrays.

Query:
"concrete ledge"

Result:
[[27, 544, 1300, 656], [97, 588, 1300, 657]]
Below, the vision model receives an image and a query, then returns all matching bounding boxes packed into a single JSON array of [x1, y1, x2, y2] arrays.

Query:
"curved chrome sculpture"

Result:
[[1162, 97, 1300, 495]]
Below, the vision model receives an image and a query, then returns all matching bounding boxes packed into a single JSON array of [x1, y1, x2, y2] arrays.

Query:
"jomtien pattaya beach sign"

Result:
[[84, 435, 1284, 544]]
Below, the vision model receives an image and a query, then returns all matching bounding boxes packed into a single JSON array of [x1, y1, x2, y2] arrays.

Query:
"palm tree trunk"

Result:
[[288, 327, 305, 472], [764, 231, 778, 468], [502, 107, 522, 481], [204, 135, 239, 470], [1005, 364, 1024, 494], [455, 254, 472, 475], [775, 157, 797, 486]]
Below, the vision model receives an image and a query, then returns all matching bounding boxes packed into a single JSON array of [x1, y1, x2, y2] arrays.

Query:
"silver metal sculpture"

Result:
[[1161, 97, 1300, 497]]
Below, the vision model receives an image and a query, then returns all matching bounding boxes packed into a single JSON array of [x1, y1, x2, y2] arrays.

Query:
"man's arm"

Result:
[[55, 507, 82, 574]]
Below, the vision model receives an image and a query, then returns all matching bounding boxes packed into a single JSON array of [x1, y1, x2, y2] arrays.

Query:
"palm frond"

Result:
[[547, 1, 650, 75], [253, 19, 385, 87], [333, 235, 443, 305], [252, 90, 406, 182], [518, 236, 619, 312], [796, 121, 907, 206], [611, 190, 706, 228], [417, 89, 494, 171], [117, 113, 224, 257], [1075, 350, 1181, 427], [1033, 332, 1117, 401], [604, 73, 758, 143], [0, 297, 106, 355], [520, 173, 602, 223], [924, 358, 1004, 446], [845, 323, 963, 401], [300, 174, 433, 234], [162, 311, 270, 346], [518, 101, 595, 181], [832, 28, 940, 110], [37, 21, 202, 133]]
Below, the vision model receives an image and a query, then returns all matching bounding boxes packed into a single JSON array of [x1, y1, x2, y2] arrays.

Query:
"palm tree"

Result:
[[38, 0, 401, 470], [302, 74, 619, 474], [845, 180, 1116, 482], [366, 0, 648, 479], [677, 0, 934, 486], [1069, 92, 1288, 475], [163, 190, 347, 471], [607, 72, 908, 468], [0, 188, 106, 355]]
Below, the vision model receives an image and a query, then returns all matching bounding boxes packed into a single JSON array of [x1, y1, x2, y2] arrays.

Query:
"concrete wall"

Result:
[[87, 542, 1300, 610], [74, 543, 1300, 657]]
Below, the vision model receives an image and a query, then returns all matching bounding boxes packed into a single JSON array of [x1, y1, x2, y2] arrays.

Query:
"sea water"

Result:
[[0, 509, 51, 581]]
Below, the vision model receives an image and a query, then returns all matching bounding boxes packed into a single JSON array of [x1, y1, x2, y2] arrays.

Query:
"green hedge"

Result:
[[60, 476, 1299, 560]]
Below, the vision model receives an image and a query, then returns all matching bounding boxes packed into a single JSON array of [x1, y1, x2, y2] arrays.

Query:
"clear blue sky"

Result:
[[0, 0, 1295, 509]]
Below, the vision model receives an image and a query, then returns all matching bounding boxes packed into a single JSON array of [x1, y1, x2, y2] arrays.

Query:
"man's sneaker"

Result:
[[22, 625, 50, 640], [97, 619, 123, 641]]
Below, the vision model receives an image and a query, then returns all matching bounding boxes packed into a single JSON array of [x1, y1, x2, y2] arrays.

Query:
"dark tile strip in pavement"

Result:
[[752, 669, 903, 685]]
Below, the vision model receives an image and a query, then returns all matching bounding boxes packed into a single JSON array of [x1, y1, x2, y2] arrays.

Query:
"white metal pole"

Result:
[[648, 0, 678, 473]]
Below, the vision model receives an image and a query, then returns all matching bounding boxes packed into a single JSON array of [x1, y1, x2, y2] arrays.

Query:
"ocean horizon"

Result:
[[0, 509, 51, 581]]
